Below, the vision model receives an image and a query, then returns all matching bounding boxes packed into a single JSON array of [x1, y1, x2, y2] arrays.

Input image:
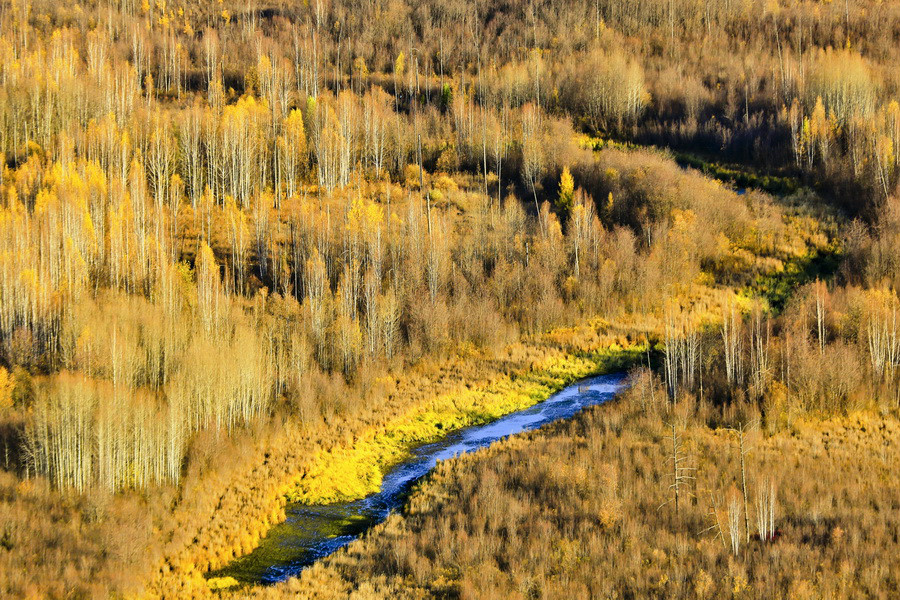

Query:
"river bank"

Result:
[[145, 316, 663, 598], [235, 382, 900, 600], [210, 372, 628, 587]]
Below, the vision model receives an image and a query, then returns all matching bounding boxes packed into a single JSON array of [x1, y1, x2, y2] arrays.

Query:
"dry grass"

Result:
[[241, 379, 900, 600]]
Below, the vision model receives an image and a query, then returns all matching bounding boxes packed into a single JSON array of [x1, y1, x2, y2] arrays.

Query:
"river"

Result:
[[209, 371, 628, 585]]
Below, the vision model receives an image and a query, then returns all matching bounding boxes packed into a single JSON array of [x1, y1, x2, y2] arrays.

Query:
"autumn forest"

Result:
[[2, 0, 900, 598]]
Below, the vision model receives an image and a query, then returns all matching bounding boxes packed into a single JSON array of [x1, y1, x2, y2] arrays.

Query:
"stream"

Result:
[[209, 371, 628, 585]]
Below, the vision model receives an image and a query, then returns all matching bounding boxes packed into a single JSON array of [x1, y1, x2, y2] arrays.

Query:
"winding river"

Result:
[[209, 371, 628, 585]]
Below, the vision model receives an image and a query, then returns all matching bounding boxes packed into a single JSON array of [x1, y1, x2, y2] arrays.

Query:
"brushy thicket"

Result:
[[245, 374, 900, 600]]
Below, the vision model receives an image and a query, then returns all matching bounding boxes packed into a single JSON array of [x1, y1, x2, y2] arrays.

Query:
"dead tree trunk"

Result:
[[660, 422, 694, 516], [728, 422, 754, 545]]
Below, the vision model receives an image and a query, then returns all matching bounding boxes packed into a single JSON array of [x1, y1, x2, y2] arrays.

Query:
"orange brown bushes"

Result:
[[0, 470, 163, 599], [248, 381, 900, 600]]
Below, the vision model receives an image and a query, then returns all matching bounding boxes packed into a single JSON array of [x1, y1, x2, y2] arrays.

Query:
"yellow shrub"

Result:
[[206, 576, 239, 590]]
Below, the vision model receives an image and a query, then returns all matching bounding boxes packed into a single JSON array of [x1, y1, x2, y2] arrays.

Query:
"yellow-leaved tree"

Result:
[[556, 166, 575, 218], [0, 367, 13, 412]]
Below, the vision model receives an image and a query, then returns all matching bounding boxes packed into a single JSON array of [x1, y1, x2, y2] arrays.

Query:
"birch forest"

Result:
[[2, 0, 900, 598]]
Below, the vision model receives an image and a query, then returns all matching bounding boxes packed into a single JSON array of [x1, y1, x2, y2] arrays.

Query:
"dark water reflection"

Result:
[[209, 372, 627, 585]]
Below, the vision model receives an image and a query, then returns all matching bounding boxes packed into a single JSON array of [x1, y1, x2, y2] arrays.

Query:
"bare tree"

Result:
[[659, 422, 694, 516], [755, 477, 777, 542], [722, 302, 743, 387], [867, 294, 900, 382], [749, 309, 771, 398], [664, 311, 700, 402], [702, 491, 730, 552], [521, 103, 544, 229], [815, 279, 827, 355], [727, 421, 755, 545], [727, 491, 743, 555]]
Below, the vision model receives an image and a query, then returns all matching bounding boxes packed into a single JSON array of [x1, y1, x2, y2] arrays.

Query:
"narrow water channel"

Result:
[[209, 371, 628, 585]]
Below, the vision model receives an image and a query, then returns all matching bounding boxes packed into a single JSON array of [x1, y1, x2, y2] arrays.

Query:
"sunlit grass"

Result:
[[286, 343, 647, 504]]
